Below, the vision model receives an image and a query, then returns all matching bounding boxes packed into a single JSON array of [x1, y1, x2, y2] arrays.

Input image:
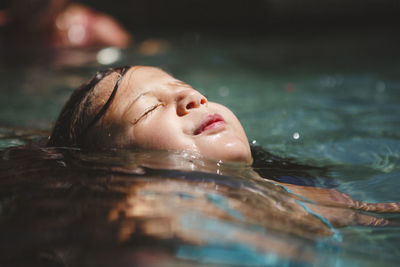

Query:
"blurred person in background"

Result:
[[0, 0, 132, 48]]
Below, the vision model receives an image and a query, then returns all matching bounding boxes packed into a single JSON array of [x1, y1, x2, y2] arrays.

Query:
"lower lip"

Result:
[[202, 120, 226, 132]]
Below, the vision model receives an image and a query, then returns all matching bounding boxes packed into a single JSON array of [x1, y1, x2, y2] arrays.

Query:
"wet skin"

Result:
[[95, 66, 252, 164]]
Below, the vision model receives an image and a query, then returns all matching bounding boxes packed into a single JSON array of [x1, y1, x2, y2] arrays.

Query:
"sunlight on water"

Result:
[[1, 32, 400, 266]]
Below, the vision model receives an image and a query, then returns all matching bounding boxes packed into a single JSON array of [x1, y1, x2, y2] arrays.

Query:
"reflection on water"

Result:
[[0, 145, 318, 266], [1, 31, 400, 266], [1, 133, 399, 266]]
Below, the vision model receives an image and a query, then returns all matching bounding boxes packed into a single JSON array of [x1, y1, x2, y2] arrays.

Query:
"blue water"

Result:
[[1, 30, 400, 266]]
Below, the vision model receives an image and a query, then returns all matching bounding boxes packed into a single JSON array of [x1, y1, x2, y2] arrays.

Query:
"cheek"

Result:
[[131, 115, 193, 150]]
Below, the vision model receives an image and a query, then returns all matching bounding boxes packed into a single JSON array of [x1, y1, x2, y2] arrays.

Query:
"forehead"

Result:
[[102, 66, 178, 116], [120, 66, 174, 94]]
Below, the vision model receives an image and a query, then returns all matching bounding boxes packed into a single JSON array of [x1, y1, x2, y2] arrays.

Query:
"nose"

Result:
[[176, 89, 207, 116]]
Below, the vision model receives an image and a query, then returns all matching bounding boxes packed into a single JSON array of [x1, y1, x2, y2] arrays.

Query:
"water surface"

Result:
[[1, 30, 400, 266]]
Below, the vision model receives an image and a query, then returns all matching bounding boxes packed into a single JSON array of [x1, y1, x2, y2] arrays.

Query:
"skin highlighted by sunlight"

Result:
[[48, 66, 252, 164]]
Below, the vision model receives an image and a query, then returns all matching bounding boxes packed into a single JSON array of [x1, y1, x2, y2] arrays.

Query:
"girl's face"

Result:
[[100, 66, 252, 164]]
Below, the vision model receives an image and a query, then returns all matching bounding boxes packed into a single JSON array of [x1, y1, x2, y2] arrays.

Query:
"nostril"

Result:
[[186, 103, 194, 109]]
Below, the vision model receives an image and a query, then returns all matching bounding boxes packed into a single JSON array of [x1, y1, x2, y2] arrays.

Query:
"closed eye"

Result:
[[131, 103, 164, 125]]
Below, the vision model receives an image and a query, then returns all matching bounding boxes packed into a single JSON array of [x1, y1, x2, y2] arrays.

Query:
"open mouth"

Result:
[[194, 114, 226, 135]]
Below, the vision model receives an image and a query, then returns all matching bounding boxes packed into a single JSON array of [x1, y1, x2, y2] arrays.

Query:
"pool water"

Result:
[[1, 30, 400, 266]]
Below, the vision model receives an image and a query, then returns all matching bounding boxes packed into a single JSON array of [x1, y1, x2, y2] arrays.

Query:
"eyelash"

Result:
[[131, 103, 164, 125]]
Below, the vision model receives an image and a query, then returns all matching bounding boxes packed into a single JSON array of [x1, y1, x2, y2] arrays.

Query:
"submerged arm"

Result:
[[274, 182, 400, 227], [280, 182, 400, 213]]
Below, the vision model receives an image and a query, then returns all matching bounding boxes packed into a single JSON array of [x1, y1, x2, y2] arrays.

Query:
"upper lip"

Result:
[[194, 114, 225, 135]]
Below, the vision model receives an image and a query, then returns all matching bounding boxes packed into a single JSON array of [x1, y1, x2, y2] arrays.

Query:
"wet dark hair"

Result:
[[47, 66, 130, 148], [250, 145, 335, 188]]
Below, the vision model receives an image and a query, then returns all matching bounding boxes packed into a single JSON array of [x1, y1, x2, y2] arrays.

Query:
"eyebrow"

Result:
[[122, 91, 152, 117], [124, 80, 185, 113], [83, 66, 131, 133], [122, 79, 192, 120]]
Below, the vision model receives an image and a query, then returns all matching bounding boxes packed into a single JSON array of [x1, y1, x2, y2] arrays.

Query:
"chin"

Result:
[[208, 144, 252, 164], [196, 132, 252, 163], [225, 151, 253, 164]]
